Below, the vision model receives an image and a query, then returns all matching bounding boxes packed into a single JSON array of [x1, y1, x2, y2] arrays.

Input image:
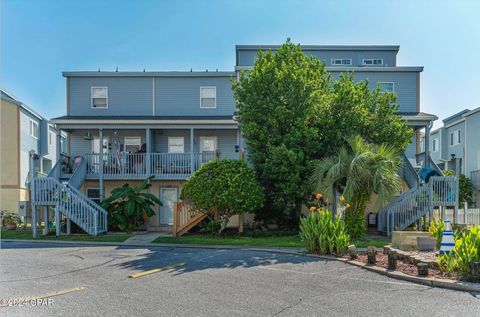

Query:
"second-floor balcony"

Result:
[[471, 170, 480, 190], [62, 152, 217, 180]]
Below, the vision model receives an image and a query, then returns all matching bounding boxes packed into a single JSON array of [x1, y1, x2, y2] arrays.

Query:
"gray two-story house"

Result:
[[428, 108, 480, 206], [30, 44, 445, 236]]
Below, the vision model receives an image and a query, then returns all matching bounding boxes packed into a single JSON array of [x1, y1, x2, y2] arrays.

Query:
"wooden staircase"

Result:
[[173, 202, 207, 237]]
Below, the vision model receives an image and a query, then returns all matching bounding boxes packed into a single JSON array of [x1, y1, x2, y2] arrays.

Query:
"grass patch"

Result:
[[152, 233, 390, 249], [0, 228, 131, 243]]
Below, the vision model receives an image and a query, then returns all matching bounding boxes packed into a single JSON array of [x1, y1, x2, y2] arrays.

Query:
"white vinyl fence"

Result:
[[433, 208, 480, 226]]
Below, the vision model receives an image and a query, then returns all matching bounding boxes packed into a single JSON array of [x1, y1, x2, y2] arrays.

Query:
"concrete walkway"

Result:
[[122, 232, 170, 244]]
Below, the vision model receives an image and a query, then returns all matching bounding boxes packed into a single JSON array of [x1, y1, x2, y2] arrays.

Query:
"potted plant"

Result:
[[1, 211, 21, 230]]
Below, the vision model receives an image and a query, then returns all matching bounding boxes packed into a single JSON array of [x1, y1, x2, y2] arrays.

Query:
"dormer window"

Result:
[[331, 58, 352, 66], [363, 59, 383, 66], [200, 86, 216, 108], [91, 87, 108, 108]]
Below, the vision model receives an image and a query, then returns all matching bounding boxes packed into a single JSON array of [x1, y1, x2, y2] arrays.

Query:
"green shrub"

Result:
[[101, 176, 161, 233], [181, 159, 264, 234], [428, 218, 445, 250], [438, 225, 480, 278], [299, 209, 350, 255]]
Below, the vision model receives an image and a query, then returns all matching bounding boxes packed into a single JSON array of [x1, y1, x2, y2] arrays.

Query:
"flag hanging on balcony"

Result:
[[115, 140, 121, 169]]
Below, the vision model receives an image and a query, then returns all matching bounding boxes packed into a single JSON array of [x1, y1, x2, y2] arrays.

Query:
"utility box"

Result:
[[18, 201, 31, 217]]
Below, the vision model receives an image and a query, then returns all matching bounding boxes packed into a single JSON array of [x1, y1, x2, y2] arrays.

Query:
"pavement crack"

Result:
[[69, 254, 85, 260], [272, 297, 303, 316]]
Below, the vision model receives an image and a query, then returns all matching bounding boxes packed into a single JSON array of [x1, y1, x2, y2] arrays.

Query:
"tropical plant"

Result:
[[310, 136, 402, 239], [232, 40, 412, 227], [299, 208, 350, 255], [101, 176, 161, 233], [438, 225, 480, 278], [429, 218, 445, 250], [181, 159, 264, 234]]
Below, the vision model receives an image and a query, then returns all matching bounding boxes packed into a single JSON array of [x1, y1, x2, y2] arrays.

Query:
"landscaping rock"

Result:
[[471, 261, 479, 278], [416, 237, 436, 251], [383, 245, 392, 255], [347, 244, 357, 259], [417, 263, 429, 276]]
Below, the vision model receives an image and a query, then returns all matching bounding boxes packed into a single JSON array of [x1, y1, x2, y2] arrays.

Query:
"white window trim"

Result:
[[377, 82, 395, 92], [91, 86, 108, 109], [362, 58, 383, 66], [168, 136, 185, 153], [29, 120, 39, 139], [432, 138, 439, 152], [331, 58, 352, 66], [450, 129, 461, 146], [124, 136, 142, 152], [199, 136, 218, 152], [92, 136, 110, 154], [200, 86, 217, 109]]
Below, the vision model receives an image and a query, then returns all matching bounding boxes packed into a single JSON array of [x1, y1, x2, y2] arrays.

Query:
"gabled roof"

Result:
[[0, 87, 44, 121]]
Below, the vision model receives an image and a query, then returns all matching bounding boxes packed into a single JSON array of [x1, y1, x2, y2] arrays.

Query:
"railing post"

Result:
[[146, 128, 151, 177], [99, 129, 104, 201], [190, 128, 194, 174], [55, 203, 61, 237], [94, 211, 98, 236], [173, 203, 179, 237]]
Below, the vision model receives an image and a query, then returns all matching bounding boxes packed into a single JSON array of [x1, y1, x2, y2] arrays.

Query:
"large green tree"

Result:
[[232, 40, 412, 226]]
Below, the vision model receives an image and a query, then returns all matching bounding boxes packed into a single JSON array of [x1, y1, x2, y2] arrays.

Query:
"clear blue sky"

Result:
[[1, 0, 479, 128]]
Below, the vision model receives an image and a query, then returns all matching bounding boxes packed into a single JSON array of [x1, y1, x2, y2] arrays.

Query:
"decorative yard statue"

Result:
[[439, 219, 455, 255]]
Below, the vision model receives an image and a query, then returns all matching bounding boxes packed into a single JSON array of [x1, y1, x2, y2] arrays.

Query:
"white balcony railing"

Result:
[[82, 152, 216, 180]]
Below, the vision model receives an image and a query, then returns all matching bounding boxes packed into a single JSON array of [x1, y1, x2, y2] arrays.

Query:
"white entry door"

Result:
[[160, 188, 178, 225]]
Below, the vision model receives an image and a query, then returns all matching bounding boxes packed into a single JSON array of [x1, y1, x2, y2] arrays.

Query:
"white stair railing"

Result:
[[33, 177, 107, 235]]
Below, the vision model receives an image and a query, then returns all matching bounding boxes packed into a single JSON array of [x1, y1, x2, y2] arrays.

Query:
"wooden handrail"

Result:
[[172, 201, 207, 237]]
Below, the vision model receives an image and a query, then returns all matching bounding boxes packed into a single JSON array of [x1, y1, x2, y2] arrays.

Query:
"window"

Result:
[[168, 137, 184, 153], [91, 87, 108, 108], [124, 136, 142, 153], [331, 58, 352, 66], [92, 136, 109, 154], [432, 138, 439, 152], [49, 132, 53, 145], [29, 120, 39, 138], [86, 188, 101, 205], [363, 59, 383, 66], [450, 129, 461, 146], [378, 82, 394, 92], [200, 136, 217, 152], [200, 86, 216, 108]]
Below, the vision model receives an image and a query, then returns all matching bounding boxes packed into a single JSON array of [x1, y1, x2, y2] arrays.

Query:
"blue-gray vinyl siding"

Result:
[[154, 77, 235, 116], [237, 49, 396, 67], [465, 113, 480, 175], [329, 70, 419, 113], [430, 130, 442, 163], [68, 76, 236, 117], [69, 77, 153, 116]]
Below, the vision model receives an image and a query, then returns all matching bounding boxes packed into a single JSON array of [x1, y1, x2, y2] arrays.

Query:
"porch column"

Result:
[[99, 129, 105, 201], [146, 128, 151, 176], [55, 129, 62, 179], [56, 129, 62, 162], [424, 123, 431, 168], [190, 128, 194, 174], [29, 150, 39, 238]]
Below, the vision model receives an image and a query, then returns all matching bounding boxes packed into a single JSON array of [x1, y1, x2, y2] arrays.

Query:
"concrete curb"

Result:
[[3, 239, 478, 292]]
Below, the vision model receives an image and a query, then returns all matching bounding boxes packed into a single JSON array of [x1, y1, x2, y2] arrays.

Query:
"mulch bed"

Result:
[[352, 252, 459, 280]]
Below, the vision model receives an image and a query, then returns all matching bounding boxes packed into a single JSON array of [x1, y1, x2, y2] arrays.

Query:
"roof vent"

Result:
[[115, 67, 118, 72], [98, 68, 101, 72]]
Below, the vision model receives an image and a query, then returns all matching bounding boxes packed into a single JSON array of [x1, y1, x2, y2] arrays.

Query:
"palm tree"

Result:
[[310, 135, 402, 238]]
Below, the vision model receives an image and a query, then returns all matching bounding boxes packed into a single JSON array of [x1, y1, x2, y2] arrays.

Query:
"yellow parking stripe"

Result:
[[0, 287, 86, 308], [128, 262, 186, 278]]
